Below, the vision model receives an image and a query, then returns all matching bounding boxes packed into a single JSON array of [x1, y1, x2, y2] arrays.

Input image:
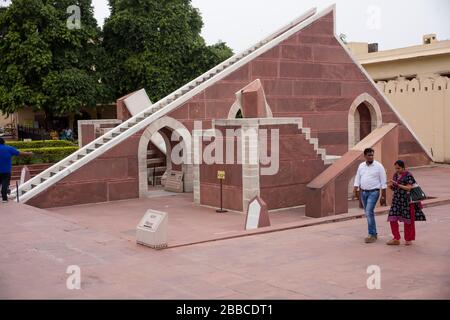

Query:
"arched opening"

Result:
[[138, 117, 193, 197], [356, 103, 372, 142], [348, 93, 383, 149], [146, 130, 170, 190]]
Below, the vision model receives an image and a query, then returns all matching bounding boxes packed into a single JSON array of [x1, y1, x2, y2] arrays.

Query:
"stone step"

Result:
[[146, 158, 165, 165], [97, 127, 114, 135], [146, 166, 167, 172]]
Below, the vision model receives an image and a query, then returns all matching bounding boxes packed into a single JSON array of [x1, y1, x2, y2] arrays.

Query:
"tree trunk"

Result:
[[44, 109, 54, 131]]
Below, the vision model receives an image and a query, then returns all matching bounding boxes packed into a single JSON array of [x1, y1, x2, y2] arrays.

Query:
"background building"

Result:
[[348, 34, 450, 163]]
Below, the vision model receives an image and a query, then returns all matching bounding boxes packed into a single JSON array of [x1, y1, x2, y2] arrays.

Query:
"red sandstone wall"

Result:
[[27, 125, 187, 208], [167, 11, 430, 166], [259, 124, 327, 209], [198, 123, 328, 211], [26, 131, 143, 208], [80, 124, 95, 147], [199, 126, 243, 211]]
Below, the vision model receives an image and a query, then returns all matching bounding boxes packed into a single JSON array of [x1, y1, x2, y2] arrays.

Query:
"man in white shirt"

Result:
[[353, 148, 387, 243]]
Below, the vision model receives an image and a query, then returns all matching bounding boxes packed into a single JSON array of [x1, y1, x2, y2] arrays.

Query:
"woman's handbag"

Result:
[[409, 184, 427, 202]]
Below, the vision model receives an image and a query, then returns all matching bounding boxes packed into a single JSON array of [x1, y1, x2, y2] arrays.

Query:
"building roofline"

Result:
[[354, 40, 450, 65]]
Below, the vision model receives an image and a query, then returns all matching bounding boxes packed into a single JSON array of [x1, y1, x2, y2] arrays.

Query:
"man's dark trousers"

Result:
[[0, 172, 11, 201]]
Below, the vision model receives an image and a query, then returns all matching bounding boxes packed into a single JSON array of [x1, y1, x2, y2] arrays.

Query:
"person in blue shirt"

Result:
[[0, 138, 33, 203]]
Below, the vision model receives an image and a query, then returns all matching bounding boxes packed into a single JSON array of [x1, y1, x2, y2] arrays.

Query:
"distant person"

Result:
[[353, 148, 387, 243], [65, 128, 73, 141], [0, 138, 33, 203], [386, 160, 426, 246]]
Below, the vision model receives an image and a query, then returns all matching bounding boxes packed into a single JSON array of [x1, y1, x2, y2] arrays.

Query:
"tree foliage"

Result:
[[0, 0, 233, 124], [0, 0, 106, 124], [102, 0, 233, 101]]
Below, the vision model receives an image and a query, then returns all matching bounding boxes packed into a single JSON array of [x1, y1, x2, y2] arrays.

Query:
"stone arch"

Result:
[[138, 116, 193, 197], [228, 100, 243, 119], [348, 93, 383, 149]]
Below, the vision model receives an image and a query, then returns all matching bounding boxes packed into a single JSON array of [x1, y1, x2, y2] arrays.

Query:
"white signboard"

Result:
[[124, 88, 152, 116], [19, 166, 31, 186], [136, 209, 168, 249], [142, 211, 164, 231], [246, 200, 261, 230]]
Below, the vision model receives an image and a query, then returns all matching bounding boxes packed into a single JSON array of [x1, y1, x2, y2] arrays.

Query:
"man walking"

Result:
[[353, 148, 387, 243], [0, 138, 33, 203]]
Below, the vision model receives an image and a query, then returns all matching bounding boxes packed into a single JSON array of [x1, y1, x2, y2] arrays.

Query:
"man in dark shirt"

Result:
[[0, 138, 33, 203]]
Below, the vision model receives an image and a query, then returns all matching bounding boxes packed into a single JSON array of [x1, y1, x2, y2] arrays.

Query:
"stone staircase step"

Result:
[[146, 166, 167, 172], [146, 158, 165, 165]]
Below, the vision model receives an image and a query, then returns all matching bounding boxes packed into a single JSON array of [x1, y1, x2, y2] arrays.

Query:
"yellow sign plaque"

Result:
[[217, 170, 225, 180]]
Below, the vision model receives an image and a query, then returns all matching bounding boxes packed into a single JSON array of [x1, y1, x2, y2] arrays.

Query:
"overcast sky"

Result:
[[38, 0, 450, 52]]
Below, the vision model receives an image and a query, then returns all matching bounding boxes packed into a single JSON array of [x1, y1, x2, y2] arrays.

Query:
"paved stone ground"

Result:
[[1, 200, 449, 299], [45, 192, 313, 246], [40, 164, 450, 247], [1, 165, 449, 299]]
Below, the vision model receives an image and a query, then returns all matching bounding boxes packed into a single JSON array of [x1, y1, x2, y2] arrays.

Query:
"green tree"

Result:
[[0, 0, 106, 129], [102, 0, 233, 102]]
